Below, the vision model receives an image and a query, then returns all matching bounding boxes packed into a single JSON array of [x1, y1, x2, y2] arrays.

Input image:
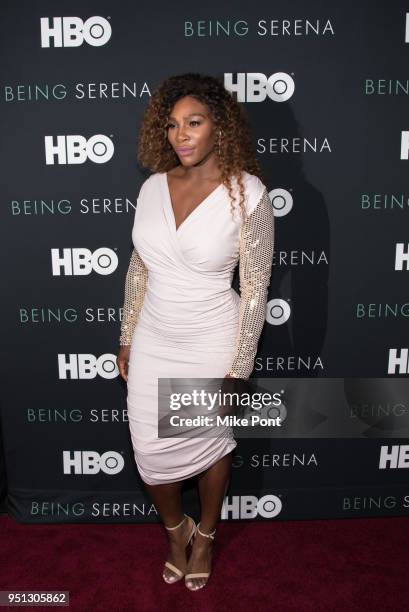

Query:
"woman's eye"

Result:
[[167, 121, 200, 129]]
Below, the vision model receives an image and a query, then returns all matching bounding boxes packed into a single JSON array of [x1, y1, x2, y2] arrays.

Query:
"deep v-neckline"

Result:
[[164, 172, 224, 233]]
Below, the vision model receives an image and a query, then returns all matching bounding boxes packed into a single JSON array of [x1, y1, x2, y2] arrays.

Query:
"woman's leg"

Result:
[[185, 450, 233, 590], [144, 480, 193, 582]]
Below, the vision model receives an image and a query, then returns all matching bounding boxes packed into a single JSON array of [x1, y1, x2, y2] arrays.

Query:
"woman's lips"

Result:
[[176, 147, 195, 156]]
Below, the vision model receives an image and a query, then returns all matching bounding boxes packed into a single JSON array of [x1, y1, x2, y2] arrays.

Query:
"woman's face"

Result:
[[166, 95, 217, 166]]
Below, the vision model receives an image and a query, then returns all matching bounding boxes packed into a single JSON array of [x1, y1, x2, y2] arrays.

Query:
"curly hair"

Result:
[[137, 72, 264, 221]]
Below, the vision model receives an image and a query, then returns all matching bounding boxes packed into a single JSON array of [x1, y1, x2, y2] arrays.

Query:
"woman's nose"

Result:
[[176, 130, 188, 142]]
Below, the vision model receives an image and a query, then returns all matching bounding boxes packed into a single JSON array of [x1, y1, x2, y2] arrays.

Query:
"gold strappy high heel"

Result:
[[184, 522, 216, 591], [162, 513, 196, 584]]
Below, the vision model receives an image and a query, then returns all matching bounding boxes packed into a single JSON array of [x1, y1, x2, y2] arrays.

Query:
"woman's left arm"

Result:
[[226, 188, 275, 380]]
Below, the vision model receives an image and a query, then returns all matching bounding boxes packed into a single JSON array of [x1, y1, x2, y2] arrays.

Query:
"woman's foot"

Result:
[[185, 522, 216, 590], [162, 514, 196, 584]]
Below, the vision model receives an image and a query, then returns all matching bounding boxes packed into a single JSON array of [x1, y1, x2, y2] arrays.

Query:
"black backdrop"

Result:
[[1, 1, 409, 523]]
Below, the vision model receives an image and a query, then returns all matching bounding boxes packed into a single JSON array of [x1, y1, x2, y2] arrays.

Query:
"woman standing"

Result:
[[116, 73, 274, 591]]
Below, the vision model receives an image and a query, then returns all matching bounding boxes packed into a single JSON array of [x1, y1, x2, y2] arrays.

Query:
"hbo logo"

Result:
[[388, 349, 409, 375], [221, 494, 282, 519], [40, 17, 112, 48], [395, 243, 409, 270], [225, 72, 295, 102], [45, 135, 114, 165], [63, 451, 124, 475], [51, 248, 118, 276], [58, 354, 119, 379], [266, 299, 291, 326]]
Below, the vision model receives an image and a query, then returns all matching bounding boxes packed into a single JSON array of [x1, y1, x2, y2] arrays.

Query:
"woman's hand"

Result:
[[117, 345, 131, 382]]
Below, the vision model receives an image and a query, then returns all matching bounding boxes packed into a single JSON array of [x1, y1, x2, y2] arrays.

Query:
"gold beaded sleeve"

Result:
[[119, 247, 148, 346], [227, 188, 274, 379]]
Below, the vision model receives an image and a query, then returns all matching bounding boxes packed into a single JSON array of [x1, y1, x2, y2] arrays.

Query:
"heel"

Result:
[[162, 514, 196, 584], [185, 522, 216, 591]]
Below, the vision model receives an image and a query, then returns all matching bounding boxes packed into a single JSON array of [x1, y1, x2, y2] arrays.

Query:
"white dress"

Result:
[[119, 171, 274, 485]]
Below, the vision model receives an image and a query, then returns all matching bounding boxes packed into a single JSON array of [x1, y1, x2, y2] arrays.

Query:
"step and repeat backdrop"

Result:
[[1, 0, 409, 523]]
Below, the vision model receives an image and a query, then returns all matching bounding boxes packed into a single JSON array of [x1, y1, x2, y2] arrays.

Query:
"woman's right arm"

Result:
[[117, 247, 148, 381], [119, 247, 148, 346]]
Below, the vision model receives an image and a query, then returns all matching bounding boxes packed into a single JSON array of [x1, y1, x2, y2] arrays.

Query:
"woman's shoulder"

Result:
[[240, 170, 266, 190], [136, 172, 162, 199], [237, 171, 268, 216]]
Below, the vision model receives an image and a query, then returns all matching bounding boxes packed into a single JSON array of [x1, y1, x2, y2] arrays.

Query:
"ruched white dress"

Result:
[[119, 170, 274, 485]]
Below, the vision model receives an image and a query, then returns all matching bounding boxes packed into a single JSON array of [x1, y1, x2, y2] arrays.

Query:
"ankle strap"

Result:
[[196, 522, 216, 539], [164, 513, 188, 531]]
